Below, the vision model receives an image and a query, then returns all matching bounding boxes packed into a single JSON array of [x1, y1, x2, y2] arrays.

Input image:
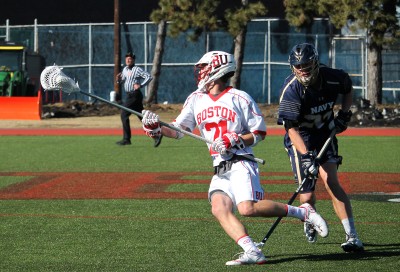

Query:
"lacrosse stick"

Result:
[[255, 129, 336, 248], [40, 65, 265, 164]]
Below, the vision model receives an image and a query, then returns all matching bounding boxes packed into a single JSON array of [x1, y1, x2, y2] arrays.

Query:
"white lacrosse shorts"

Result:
[[208, 160, 264, 209]]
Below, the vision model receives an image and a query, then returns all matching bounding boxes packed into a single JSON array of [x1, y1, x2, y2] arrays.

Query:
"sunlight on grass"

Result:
[[165, 183, 296, 193], [0, 176, 32, 189], [165, 183, 209, 192]]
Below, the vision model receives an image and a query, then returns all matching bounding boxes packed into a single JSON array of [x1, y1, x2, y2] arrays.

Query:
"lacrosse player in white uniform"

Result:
[[141, 51, 329, 266]]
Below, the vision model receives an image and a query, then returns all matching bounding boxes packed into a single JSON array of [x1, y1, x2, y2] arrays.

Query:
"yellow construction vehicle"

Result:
[[0, 42, 45, 119]]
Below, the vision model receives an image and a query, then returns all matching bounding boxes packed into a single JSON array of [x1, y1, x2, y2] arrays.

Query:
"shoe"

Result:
[[225, 249, 267, 266], [300, 203, 329, 238], [341, 235, 364, 253], [304, 222, 317, 243], [116, 140, 131, 145]]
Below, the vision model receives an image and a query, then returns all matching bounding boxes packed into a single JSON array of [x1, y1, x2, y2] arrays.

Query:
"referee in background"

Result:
[[115, 52, 152, 145]]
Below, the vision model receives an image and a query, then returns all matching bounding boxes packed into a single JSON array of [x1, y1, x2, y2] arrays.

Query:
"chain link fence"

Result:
[[1, 18, 399, 104]]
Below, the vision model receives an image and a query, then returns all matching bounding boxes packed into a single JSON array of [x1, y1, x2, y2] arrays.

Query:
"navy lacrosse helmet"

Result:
[[289, 43, 319, 86]]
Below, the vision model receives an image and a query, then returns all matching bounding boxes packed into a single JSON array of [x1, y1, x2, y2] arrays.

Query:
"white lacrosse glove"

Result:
[[212, 137, 228, 155], [221, 132, 245, 150], [142, 110, 161, 138]]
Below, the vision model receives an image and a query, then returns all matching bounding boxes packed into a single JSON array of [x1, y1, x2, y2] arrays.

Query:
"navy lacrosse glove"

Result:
[[330, 110, 352, 134], [300, 151, 319, 177]]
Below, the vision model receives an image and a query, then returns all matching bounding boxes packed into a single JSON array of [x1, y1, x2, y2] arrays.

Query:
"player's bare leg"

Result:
[[319, 163, 364, 252], [240, 199, 287, 217], [299, 192, 316, 206], [210, 192, 267, 265], [319, 163, 353, 220], [210, 192, 247, 241], [242, 199, 328, 237]]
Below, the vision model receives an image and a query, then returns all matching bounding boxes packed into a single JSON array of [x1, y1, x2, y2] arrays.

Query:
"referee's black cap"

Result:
[[125, 52, 135, 58]]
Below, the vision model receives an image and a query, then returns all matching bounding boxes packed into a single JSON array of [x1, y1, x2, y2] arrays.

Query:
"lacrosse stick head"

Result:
[[40, 65, 80, 94]]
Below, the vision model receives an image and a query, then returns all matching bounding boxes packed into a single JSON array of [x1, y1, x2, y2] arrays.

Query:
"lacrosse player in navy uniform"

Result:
[[141, 51, 329, 265], [278, 43, 364, 252], [115, 52, 153, 145]]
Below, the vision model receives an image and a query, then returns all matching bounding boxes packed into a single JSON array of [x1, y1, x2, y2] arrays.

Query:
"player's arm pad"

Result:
[[283, 119, 299, 131]]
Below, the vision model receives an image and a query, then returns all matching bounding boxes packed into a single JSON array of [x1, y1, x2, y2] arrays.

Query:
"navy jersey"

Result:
[[278, 65, 352, 148]]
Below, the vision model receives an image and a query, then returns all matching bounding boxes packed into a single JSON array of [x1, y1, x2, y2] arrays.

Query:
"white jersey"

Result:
[[173, 86, 267, 167]]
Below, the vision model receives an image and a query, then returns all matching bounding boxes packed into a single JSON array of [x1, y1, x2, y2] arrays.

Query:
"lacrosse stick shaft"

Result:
[[39, 66, 265, 164], [80, 90, 265, 164], [257, 129, 336, 247]]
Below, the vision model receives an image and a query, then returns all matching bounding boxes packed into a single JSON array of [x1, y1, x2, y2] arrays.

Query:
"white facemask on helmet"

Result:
[[194, 51, 236, 92]]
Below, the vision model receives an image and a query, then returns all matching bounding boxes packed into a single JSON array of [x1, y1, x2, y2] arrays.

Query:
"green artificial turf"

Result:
[[0, 135, 399, 271]]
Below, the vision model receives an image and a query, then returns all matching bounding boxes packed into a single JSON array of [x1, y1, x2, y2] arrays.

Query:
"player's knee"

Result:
[[211, 204, 233, 220], [237, 202, 256, 217], [210, 192, 233, 218], [210, 201, 222, 215]]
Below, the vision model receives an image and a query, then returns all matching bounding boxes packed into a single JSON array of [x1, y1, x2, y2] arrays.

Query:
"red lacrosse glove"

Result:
[[221, 132, 245, 150]]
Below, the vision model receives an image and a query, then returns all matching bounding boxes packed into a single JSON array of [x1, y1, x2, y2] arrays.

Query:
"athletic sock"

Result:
[[342, 218, 358, 237], [286, 205, 306, 220], [237, 235, 259, 253]]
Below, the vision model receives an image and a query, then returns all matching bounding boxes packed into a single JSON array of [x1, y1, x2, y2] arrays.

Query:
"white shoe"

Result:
[[225, 249, 267, 266], [304, 222, 317, 243], [300, 203, 329, 238], [341, 235, 364, 252]]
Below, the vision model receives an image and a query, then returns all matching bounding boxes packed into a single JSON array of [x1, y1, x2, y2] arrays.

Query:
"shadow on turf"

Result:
[[267, 243, 400, 264]]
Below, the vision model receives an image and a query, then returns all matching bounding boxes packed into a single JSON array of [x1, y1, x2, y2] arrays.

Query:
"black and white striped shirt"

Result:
[[120, 66, 152, 92]]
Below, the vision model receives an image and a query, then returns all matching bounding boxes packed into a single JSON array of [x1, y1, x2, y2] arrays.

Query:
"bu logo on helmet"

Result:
[[212, 54, 229, 68], [195, 51, 236, 90]]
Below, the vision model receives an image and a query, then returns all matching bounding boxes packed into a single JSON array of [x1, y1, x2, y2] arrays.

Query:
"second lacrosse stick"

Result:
[[256, 129, 336, 248]]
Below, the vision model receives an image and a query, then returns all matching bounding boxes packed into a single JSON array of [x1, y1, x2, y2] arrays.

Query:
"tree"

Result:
[[177, 0, 268, 89], [113, 0, 121, 100], [146, 1, 269, 104], [284, 0, 400, 105], [225, 1, 267, 88], [146, 1, 268, 104], [283, 0, 317, 28], [145, 20, 167, 105], [174, 0, 267, 89], [145, 1, 169, 105], [145, 0, 220, 105]]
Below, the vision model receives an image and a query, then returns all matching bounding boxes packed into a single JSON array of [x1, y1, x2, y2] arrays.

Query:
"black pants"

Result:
[[121, 89, 143, 141]]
